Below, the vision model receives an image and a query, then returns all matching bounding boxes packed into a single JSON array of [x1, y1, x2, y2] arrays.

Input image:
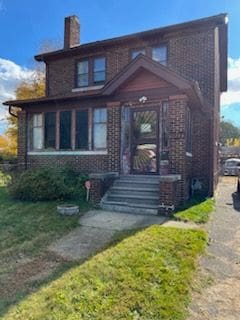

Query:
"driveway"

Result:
[[188, 176, 240, 320]]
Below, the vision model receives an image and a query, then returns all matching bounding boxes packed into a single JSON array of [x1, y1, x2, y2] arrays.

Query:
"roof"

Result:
[[34, 13, 228, 92], [4, 54, 209, 113]]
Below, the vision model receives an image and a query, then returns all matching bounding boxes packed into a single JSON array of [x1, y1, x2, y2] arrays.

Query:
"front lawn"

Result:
[[174, 198, 214, 224], [3, 226, 207, 320], [0, 176, 89, 316]]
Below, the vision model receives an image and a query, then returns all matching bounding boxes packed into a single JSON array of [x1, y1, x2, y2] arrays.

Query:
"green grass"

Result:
[[174, 197, 215, 224], [2, 226, 207, 320], [0, 174, 90, 316]]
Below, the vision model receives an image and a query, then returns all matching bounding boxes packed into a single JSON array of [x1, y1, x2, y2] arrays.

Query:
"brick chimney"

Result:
[[64, 15, 80, 49]]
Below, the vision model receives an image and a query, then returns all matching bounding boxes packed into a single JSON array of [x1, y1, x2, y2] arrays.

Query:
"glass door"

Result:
[[131, 108, 159, 174]]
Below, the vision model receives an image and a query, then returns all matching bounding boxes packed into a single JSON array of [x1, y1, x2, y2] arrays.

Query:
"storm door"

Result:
[[130, 108, 159, 174]]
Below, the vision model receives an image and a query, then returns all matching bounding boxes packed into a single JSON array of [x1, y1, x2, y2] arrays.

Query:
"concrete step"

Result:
[[110, 187, 159, 197], [114, 180, 159, 189], [107, 194, 159, 205], [101, 200, 159, 215]]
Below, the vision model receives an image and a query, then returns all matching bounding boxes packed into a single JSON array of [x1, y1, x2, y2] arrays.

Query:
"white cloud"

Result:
[[0, 58, 34, 133], [221, 57, 240, 106]]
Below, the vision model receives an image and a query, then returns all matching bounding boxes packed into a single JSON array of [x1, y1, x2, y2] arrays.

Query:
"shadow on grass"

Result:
[[175, 195, 207, 213], [0, 226, 142, 318]]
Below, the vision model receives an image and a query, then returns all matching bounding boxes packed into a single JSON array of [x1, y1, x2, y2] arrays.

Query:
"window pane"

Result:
[[60, 111, 72, 149], [45, 112, 56, 149], [94, 123, 107, 149], [94, 108, 107, 123], [77, 61, 89, 87], [78, 74, 89, 87], [78, 60, 88, 74], [33, 114, 43, 127], [33, 127, 43, 149], [152, 46, 167, 65], [93, 57, 106, 82], [131, 48, 145, 59], [94, 57, 105, 72], [76, 110, 89, 149]]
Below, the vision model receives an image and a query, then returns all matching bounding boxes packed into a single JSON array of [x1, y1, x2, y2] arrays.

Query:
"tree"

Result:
[[4, 68, 45, 155], [220, 121, 240, 146]]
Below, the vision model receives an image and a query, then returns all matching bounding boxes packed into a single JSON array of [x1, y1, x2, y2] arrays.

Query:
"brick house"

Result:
[[4, 14, 227, 214]]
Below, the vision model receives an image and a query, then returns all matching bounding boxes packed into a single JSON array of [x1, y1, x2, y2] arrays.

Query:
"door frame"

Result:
[[130, 106, 160, 175]]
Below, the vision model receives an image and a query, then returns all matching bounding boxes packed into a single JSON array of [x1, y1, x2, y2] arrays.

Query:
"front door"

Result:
[[131, 108, 159, 174]]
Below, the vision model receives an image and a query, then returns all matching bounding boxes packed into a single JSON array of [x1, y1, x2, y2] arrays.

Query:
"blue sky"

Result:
[[0, 0, 239, 131]]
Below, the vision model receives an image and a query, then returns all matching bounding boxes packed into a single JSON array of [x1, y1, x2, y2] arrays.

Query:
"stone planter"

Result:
[[57, 204, 79, 216]]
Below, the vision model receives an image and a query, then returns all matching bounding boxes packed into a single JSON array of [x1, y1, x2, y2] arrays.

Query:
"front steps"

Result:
[[101, 175, 160, 215]]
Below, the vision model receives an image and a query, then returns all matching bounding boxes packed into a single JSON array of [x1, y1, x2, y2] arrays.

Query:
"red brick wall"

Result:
[[47, 28, 216, 107]]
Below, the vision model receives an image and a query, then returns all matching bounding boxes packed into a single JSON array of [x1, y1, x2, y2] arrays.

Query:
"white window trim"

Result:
[[72, 85, 104, 92], [28, 150, 108, 156]]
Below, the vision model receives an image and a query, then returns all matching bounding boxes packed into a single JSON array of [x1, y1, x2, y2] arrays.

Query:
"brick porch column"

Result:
[[107, 102, 121, 173]]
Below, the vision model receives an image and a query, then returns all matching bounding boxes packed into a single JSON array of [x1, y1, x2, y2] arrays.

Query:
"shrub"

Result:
[[8, 167, 88, 201]]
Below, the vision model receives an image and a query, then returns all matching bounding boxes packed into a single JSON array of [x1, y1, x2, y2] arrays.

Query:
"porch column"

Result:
[[168, 95, 188, 204], [107, 102, 121, 173]]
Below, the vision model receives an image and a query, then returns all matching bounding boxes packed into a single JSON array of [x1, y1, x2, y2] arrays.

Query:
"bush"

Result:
[[8, 167, 88, 201]]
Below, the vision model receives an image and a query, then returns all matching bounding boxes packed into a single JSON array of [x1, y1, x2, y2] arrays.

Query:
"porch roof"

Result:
[[3, 55, 210, 114]]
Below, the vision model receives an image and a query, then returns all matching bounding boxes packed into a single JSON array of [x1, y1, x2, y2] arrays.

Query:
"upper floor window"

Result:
[[152, 45, 167, 65], [93, 57, 106, 83], [77, 60, 89, 87], [131, 48, 146, 60], [77, 57, 106, 88]]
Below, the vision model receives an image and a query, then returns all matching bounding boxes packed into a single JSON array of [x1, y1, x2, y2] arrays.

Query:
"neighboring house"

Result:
[[4, 14, 228, 214]]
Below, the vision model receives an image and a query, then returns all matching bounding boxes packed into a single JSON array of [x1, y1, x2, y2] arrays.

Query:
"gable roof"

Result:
[[102, 54, 208, 111], [35, 13, 227, 92], [4, 54, 209, 114]]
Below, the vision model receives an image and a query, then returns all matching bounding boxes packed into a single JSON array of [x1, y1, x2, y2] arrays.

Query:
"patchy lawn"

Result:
[[0, 177, 89, 316], [2, 226, 207, 320], [174, 198, 215, 224]]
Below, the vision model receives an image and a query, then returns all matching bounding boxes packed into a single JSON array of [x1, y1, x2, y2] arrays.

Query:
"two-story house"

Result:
[[4, 14, 228, 214]]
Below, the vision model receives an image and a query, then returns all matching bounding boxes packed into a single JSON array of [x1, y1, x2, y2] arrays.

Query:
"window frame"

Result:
[[151, 44, 168, 66], [29, 107, 107, 152], [92, 108, 108, 150], [130, 47, 146, 60], [31, 113, 44, 151], [76, 56, 106, 88]]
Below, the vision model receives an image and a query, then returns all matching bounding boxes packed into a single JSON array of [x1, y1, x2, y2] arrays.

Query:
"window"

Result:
[[77, 60, 89, 87], [32, 114, 43, 150], [131, 48, 146, 59], [93, 57, 106, 83], [152, 45, 167, 65], [60, 111, 72, 149], [44, 112, 56, 149], [76, 110, 88, 149], [93, 108, 107, 149], [77, 57, 106, 87]]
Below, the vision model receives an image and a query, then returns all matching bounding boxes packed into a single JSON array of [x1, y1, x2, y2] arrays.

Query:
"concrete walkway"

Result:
[[50, 210, 166, 261], [188, 176, 240, 320]]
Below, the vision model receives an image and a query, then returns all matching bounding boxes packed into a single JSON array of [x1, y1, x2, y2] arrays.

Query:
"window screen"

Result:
[[44, 112, 56, 149], [76, 110, 89, 149], [93, 108, 107, 149], [60, 111, 72, 149]]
